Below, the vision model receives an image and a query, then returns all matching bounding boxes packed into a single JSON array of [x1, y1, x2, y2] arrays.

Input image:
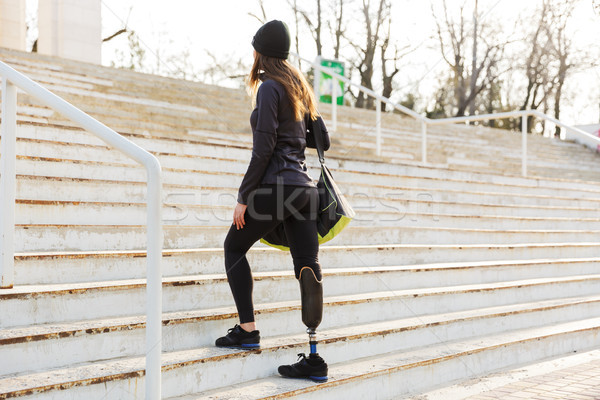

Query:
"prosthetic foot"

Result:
[[278, 266, 328, 382]]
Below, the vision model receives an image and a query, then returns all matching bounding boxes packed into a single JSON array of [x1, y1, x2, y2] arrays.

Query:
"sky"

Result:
[[26, 0, 600, 125]]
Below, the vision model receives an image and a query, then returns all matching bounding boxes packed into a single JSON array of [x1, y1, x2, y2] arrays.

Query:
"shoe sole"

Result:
[[215, 343, 261, 350], [280, 374, 329, 383]]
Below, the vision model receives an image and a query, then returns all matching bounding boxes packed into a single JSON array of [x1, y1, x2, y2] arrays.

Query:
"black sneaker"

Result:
[[278, 353, 328, 382], [215, 324, 260, 349]]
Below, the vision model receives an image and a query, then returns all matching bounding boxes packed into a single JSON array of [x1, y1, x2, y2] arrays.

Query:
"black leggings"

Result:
[[223, 183, 322, 324]]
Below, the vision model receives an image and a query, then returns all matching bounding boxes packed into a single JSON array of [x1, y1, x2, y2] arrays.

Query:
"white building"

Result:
[[0, 0, 101, 64]]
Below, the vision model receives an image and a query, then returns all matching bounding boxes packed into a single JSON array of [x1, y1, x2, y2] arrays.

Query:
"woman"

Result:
[[215, 19, 331, 382]]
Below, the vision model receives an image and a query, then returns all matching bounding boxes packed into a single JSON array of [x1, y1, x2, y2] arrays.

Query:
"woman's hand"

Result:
[[233, 202, 248, 230]]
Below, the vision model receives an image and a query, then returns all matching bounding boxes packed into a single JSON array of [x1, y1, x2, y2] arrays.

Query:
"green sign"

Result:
[[318, 58, 344, 105]]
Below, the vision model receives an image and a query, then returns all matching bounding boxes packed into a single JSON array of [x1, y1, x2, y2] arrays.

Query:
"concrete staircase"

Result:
[[0, 48, 599, 399]]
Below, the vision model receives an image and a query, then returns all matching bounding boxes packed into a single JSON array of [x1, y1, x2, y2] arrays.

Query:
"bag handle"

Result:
[[311, 115, 326, 165]]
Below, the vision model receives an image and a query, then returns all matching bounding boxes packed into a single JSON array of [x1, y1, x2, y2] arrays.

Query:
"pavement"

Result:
[[413, 349, 600, 400]]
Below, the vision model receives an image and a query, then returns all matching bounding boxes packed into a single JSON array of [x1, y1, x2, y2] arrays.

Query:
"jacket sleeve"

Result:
[[305, 114, 330, 151], [237, 81, 279, 205]]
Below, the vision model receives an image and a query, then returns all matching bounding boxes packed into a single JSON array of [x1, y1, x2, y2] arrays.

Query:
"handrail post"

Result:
[[522, 115, 528, 177], [375, 98, 382, 156], [313, 55, 321, 102], [331, 75, 337, 133], [0, 78, 17, 289], [421, 121, 427, 164], [145, 161, 163, 400]]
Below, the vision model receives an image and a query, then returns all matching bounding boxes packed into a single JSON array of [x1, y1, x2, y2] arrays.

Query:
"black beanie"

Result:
[[252, 20, 291, 59]]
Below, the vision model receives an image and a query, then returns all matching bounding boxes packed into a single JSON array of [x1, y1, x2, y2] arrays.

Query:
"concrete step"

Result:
[[12, 82, 249, 120], [15, 174, 600, 220], [2, 53, 249, 102], [10, 80, 599, 172], [12, 155, 600, 209], [4, 81, 568, 161], [333, 118, 596, 157], [14, 137, 600, 206], [14, 243, 600, 285], [5, 50, 598, 166], [2, 271, 599, 330], [0, 53, 583, 156], [69, 110, 594, 172], [9, 120, 596, 185], [2, 304, 599, 398], [188, 317, 600, 400], [351, 132, 600, 171], [5, 285, 599, 377], [11, 223, 600, 252], [179, 124, 596, 172], [15, 123, 600, 196], [337, 122, 600, 160], [41, 101, 250, 137], [45, 107, 598, 178], [15, 78, 212, 117], [14, 198, 600, 230], [325, 118, 590, 153], [5, 79, 580, 166], [15, 175, 600, 220]]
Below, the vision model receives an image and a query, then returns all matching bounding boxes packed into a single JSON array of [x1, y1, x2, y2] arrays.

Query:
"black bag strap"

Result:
[[311, 115, 326, 165]]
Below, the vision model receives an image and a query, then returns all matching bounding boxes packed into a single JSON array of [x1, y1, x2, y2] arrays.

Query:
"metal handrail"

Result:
[[428, 110, 600, 177], [0, 61, 163, 399], [291, 53, 600, 177]]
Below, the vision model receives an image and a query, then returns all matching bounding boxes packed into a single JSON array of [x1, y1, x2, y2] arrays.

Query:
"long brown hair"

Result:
[[247, 52, 319, 121]]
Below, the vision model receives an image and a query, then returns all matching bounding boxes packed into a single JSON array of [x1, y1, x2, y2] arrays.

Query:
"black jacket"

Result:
[[237, 76, 330, 205]]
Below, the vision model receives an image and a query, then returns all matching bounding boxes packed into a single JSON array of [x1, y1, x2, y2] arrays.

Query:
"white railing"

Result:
[[0, 61, 164, 400], [291, 53, 600, 177], [290, 52, 429, 161], [427, 110, 600, 177]]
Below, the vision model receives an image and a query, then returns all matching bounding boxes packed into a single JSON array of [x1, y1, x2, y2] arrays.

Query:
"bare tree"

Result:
[[102, 7, 133, 45], [111, 31, 146, 71], [248, 0, 268, 24], [328, 0, 349, 59], [468, 0, 479, 116], [426, 77, 454, 119], [380, 14, 398, 111], [346, 0, 390, 109], [432, 0, 508, 117], [196, 50, 250, 87], [25, 2, 38, 52], [306, 0, 323, 56], [544, 0, 583, 136], [518, 0, 584, 134], [287, 0, 324, 56], [519, 0, 554, 131], [289, 0, 302, 69], [103, 29, 128, 43], [380, 8, 414, 111]]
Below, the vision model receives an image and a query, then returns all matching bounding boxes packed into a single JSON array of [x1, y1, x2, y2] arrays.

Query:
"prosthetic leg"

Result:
[[298, 266, 323, 356], [278, 266, 328, 382]]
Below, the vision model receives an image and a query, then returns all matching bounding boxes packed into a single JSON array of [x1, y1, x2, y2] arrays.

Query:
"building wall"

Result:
[[0, 0, 27, 51], [38, 0, 101, 64]]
